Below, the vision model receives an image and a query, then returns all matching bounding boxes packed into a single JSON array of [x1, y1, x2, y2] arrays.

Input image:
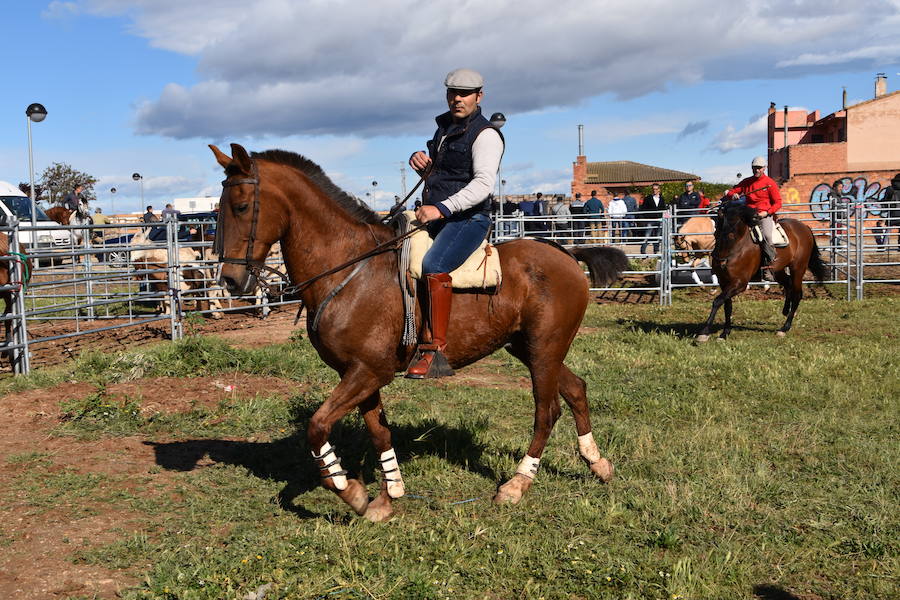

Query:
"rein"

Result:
[[216, 159, 429, 301]]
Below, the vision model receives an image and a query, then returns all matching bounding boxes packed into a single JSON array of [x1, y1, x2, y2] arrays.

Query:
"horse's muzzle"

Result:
[[220, 265, 257, 296]]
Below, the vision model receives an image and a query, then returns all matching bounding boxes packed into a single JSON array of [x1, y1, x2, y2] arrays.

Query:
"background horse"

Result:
[[45, 201, 93, 245], [696, 202, 827, 342], [211, 143, 626, 522], [673, 216, 719, 287]]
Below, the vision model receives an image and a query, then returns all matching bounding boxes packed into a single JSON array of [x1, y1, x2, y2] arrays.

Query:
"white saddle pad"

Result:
[[751, 222, 790, 248], [405, 211, 502, 289]]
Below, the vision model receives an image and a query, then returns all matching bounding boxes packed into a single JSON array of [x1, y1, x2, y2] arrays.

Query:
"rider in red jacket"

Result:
[[726, 156, 783, 280]]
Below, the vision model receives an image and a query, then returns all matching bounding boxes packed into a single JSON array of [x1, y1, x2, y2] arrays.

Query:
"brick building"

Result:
[[571, 157, 698, 206], [768, 74, 900, 224]]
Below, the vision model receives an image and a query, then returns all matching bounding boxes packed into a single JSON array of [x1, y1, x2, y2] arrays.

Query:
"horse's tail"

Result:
[[807, 236, 828, 283], [571, 246, 629, 287]]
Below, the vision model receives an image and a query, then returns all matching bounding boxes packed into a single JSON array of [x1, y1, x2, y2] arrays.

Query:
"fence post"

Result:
[[855, 204, 864, 300], [166, 219, 183, 340], [9, 219, 31, 374], [83, 232, 95, 320], [660, 211, 672, 306]]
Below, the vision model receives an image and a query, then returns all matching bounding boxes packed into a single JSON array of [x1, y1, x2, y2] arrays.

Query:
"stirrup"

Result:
[[405, 347, 455, 379]]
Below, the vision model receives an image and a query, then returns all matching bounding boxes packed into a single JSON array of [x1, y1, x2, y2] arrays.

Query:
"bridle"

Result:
[[214, 158, 429, 300], [216, 160, 263, 269]]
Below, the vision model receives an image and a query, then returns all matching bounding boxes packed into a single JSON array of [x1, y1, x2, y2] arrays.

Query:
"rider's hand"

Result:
[[415, 204, 442, 223], [758, 211, 768, 218], [409, 151, 432, 173], [731, 193, 740, 200]]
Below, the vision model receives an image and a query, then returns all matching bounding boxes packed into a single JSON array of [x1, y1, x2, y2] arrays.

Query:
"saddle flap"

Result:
[[403, 211, 502, 289]]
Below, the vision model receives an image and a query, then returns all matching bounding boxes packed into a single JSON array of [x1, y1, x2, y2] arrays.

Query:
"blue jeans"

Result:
[[423, 212, 491, 274]]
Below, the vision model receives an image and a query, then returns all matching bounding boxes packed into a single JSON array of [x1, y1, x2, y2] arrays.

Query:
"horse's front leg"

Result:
[[357, 391, 404, 522], [308, 366, 387, 516], [719, 297, 733, 339], [696, 292, 727, 342], [777, 275, 804, 337]]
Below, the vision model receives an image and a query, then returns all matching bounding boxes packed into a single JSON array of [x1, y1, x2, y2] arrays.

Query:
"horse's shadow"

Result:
[[144, 405, 523, 519], [622, 319, 775, 339]]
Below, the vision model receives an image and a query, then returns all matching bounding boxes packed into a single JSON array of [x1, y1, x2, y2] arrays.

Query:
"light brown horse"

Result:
[[674, 216, 719, 287], [211, 143, 626, 521], [697, 202, 827, 342]]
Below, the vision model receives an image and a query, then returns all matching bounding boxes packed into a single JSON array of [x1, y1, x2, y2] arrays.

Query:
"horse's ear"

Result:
[[230, 143, 253, 174], [209, 144, 232, 170]]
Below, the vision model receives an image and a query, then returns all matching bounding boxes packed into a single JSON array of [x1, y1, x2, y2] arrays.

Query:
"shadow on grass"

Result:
[[753, 584, 806, 600], [144, 405, 509, 519], [622, 319, 776, 338]]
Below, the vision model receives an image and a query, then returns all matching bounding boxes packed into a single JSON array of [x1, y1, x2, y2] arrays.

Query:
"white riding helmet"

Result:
[[751, 156, 767, 168]]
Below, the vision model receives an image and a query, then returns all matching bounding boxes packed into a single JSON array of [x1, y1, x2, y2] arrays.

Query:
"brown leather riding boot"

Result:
[[406, 273, 454, 379]]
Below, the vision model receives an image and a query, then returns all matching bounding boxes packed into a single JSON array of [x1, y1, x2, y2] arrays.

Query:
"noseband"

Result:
[[215, 160, 263, 268]]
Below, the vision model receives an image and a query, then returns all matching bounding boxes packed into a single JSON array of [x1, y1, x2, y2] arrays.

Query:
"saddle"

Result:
[[750, 221, 789, 248], [402, 211, 502, 289]]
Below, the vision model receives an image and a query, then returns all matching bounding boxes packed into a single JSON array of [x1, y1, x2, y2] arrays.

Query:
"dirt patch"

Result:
[[0, 372, 305, 600]]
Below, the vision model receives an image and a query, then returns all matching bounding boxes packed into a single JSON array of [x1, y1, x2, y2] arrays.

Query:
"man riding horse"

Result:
[[406, 68, 504, 379], [725, 156, 783, 282]]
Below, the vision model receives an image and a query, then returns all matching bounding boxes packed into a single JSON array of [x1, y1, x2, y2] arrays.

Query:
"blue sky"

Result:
[[2, 1, 899, 214]]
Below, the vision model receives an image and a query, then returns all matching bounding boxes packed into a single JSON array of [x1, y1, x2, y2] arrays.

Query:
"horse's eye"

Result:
[[234, 203, 250, 214]]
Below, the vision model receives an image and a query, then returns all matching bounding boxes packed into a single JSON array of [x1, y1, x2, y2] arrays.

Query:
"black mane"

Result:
[[251, 149, 381, 225], [718, 201, 758, 235]]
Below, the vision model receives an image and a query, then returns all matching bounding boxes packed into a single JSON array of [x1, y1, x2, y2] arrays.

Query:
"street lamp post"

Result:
[[110, 187, 117, 216], [25, 103, 47, 231], [489, 113, 506, 238], [132, 173, 143, 212]]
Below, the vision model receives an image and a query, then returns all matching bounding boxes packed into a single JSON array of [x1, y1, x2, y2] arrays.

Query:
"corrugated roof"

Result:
[[584, 161, 699, 184]]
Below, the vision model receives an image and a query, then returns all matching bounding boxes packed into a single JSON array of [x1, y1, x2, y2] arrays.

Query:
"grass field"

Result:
[[2, 295, 898, 599]]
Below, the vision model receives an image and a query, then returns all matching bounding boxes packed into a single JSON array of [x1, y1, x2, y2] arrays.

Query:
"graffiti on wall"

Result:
[[809, 176, 886, 220]]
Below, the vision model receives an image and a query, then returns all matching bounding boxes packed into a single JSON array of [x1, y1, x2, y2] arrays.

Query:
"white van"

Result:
[[0, 180, 71, 251]]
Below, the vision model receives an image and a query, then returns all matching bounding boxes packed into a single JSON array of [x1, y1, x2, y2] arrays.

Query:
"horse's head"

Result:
[[210, 143, 281, 295], [713, 201, 756, 256]]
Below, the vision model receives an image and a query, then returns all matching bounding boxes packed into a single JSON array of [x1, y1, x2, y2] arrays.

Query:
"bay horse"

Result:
[[211, 143, 626, 522], [696, 202, 827, 342]]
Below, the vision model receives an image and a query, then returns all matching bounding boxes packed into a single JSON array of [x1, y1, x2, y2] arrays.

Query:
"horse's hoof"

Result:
[[363, 495, 393, 522], [696, 334, 709, 343], [589, 458, 614, 483], [776, 330, 786, 338], [493, 474, 533, 505], [337, 479, 369, 516], [716, 336, 726, 342]]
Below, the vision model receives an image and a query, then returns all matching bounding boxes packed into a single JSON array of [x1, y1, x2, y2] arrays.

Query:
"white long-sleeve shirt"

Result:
[[608, 198, 627, 217], [433, 128, 504, 215]]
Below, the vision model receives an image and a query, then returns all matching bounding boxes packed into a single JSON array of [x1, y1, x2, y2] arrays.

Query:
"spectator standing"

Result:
[[584, 190, 605, 240], [570, 192, 586, 243], [550, 195, 571, 243], [161, 203, 181, 221], [622, 190, 638, 241], [90, 207, 108, 244], [639, 183, 667, 255], [608, 195, 627, 243], [675, 181, 702, 228]]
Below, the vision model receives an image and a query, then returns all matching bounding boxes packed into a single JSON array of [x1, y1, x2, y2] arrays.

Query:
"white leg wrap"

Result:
[[312, 442, 347, 491], [515, 455, 541, 480], [578, 432, 603, 464], [379, 448, 405, 499]]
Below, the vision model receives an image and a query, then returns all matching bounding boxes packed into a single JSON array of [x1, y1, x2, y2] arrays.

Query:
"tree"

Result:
[[17, 182, 48, 206], [39, 163, 98, 205]]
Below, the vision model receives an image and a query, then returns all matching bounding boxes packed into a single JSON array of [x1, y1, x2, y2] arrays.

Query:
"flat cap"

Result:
[[444, 68, 483, 90]]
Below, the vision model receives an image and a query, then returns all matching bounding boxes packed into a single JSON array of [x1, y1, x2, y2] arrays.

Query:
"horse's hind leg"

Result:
[[558, 365, 613, 482], [357, 391, 404, 522], [777, 274, 804, 336], [496, 341, 564, 505]]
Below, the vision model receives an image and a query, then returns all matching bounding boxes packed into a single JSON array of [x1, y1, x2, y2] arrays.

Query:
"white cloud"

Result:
[[74, 0, 900, 140], [41, 1, 80, 20], [710, 114, 768, 154]]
